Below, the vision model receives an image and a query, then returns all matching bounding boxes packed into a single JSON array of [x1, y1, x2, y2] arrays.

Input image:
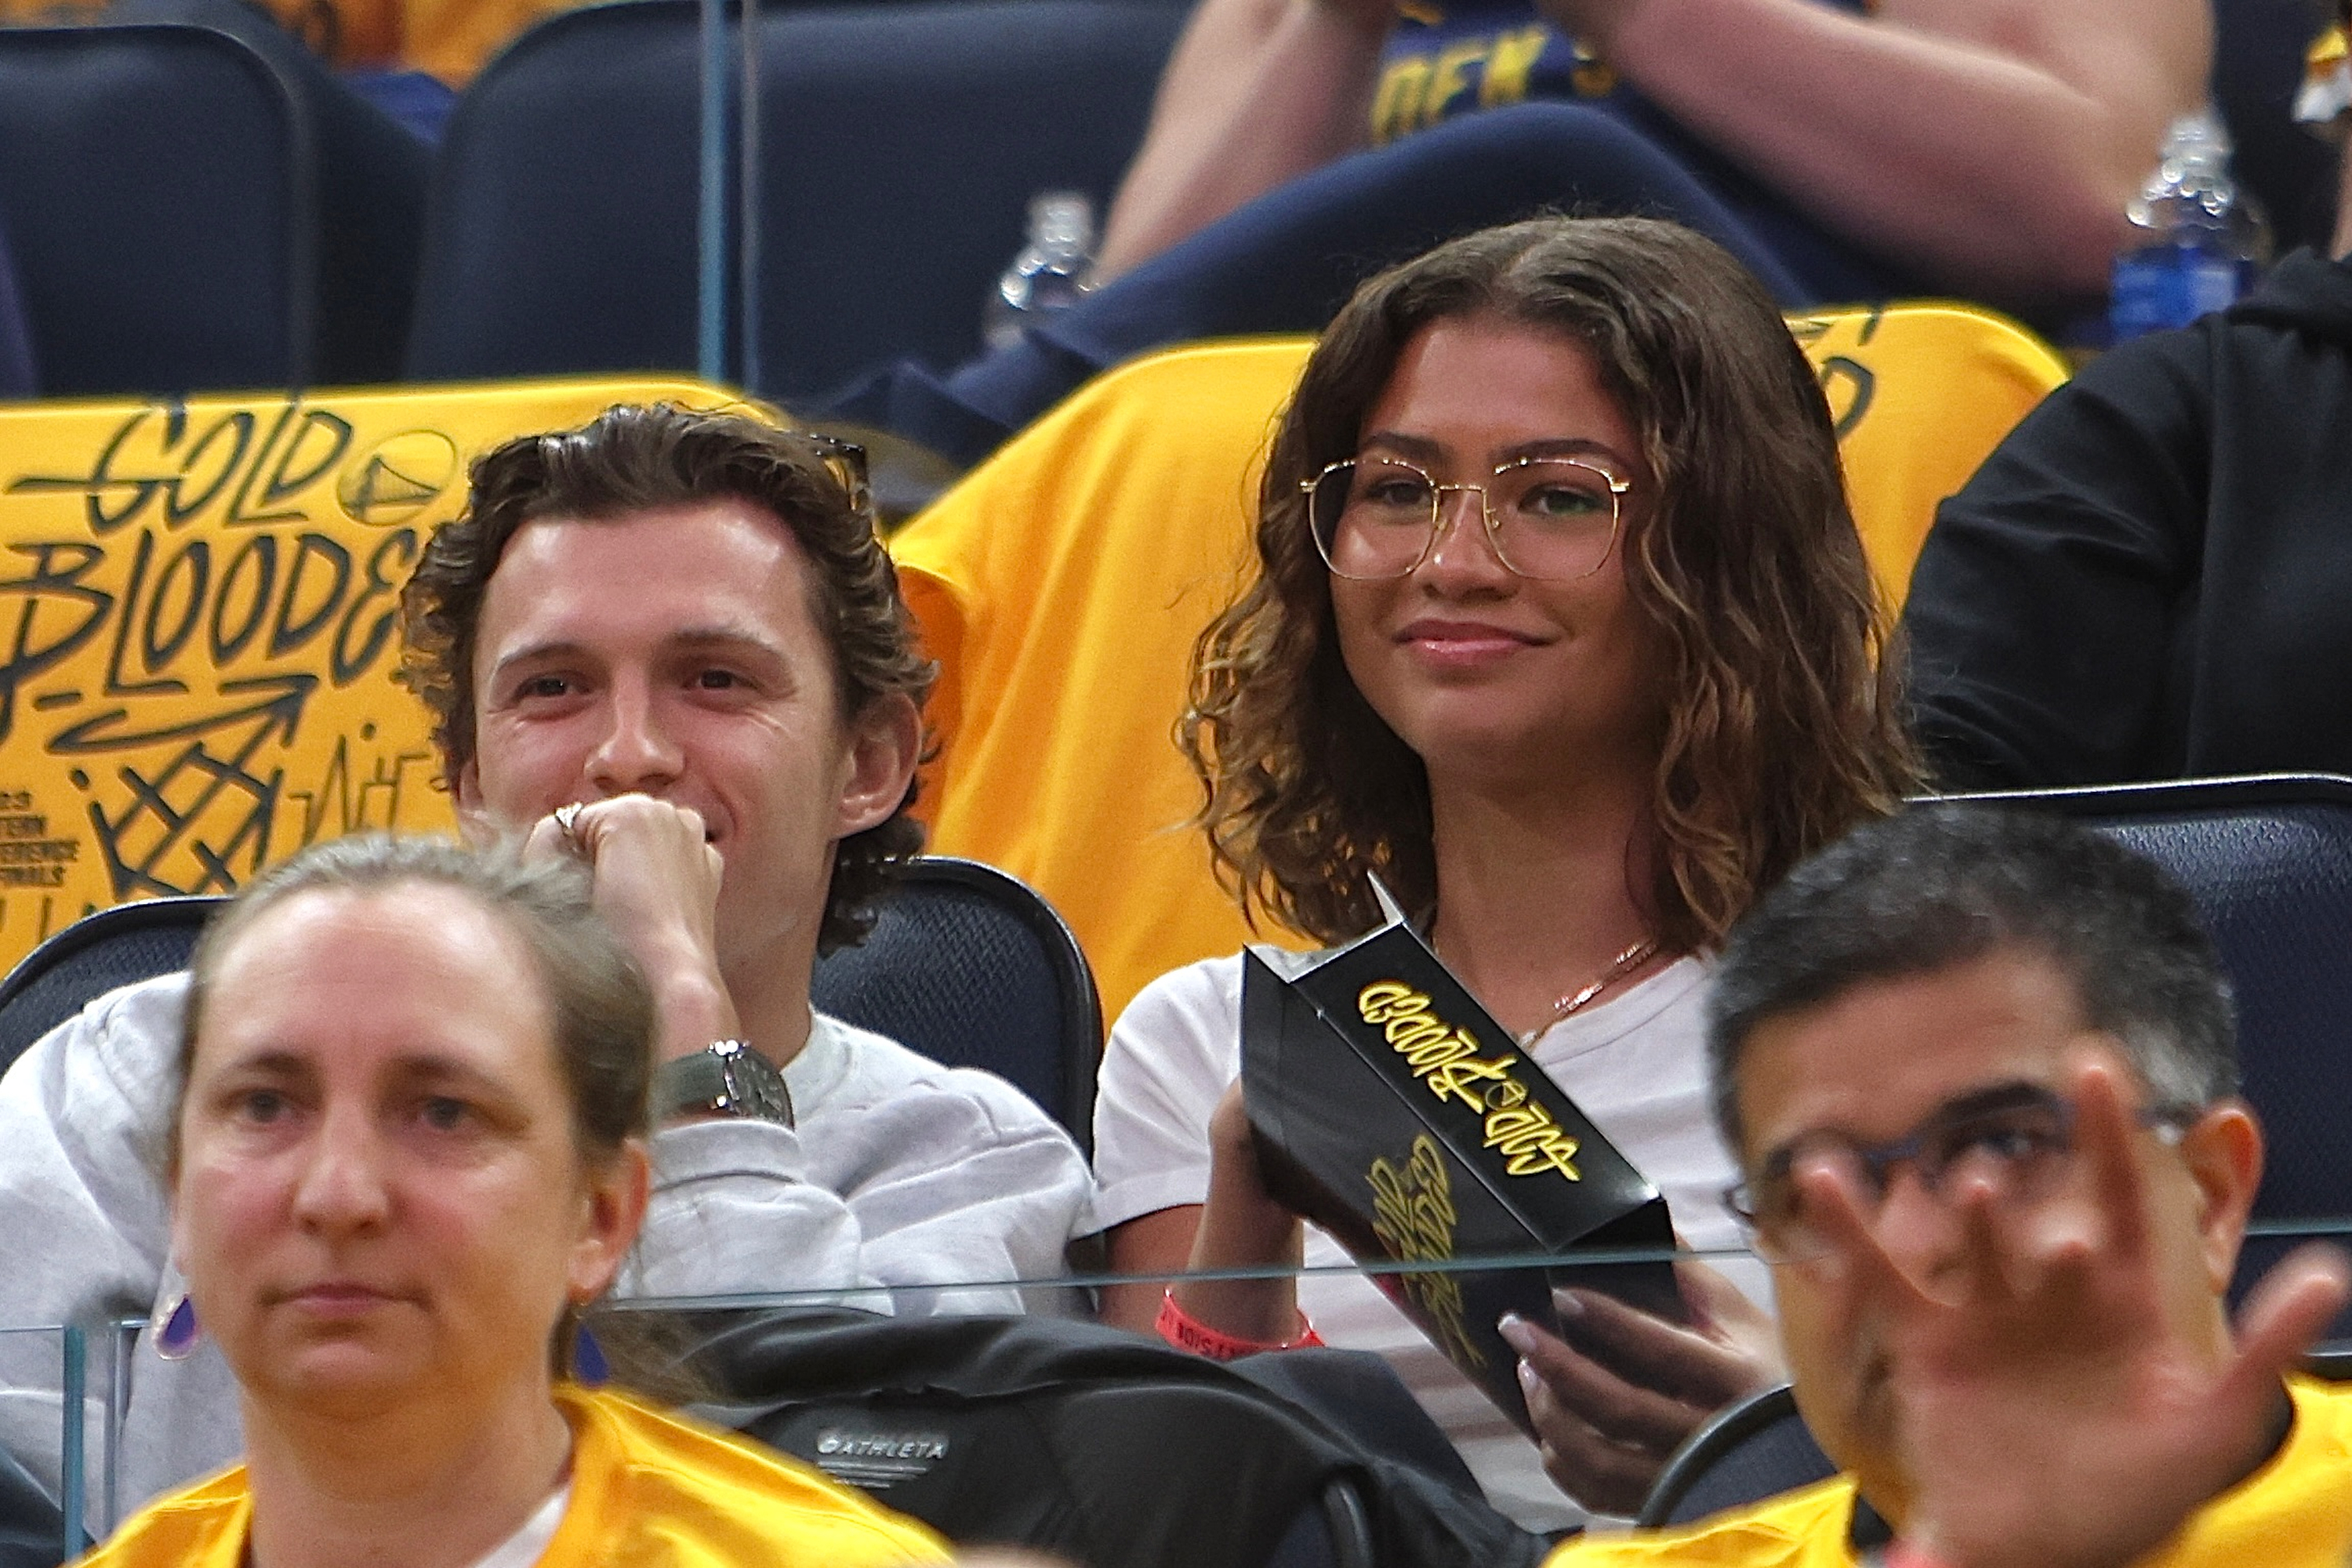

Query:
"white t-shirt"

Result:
[[1091, 950, 1762, 1532]]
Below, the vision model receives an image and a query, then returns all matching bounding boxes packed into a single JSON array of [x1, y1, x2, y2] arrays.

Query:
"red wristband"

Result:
[[1882, 1541, 1957, 1568], [1156, 1289, 1324, 1360]]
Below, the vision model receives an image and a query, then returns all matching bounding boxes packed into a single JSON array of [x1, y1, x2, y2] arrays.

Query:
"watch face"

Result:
[[713, 1041, 793, 1126], [662, 1043, 792, 1126]]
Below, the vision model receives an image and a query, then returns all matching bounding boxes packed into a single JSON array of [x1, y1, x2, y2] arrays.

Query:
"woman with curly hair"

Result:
[[1090, 215, 1916, 1529]]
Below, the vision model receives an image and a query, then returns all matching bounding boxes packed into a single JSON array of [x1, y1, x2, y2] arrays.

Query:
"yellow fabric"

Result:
[[1786, 303, 2070, 612], [895, 309, 2067, 1022], [0, 0, 575, 81], [1541, 1376, 2352, 1567], [2312, 24, 2347, 78], [75, 1385, 950, 1567], [895, 339, 1316, 1025], [391, 0, 578, 84], [0, 376, 755, 976]]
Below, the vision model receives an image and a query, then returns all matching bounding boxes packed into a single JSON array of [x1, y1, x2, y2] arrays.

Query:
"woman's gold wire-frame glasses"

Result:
[[1301, 454, 1631, 582]]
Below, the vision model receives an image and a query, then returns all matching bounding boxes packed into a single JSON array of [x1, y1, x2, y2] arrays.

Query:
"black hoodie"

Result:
[[1904, 247, 2352, 789]]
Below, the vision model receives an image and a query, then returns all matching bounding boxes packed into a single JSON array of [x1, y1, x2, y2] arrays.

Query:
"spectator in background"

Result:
[[1541, 804, 2352, 1568], [1091, 216, 1916, 1529], [81, 834, 949, 1568], [834, 0, 2205, 464], [0, 405, 1092, 1517], [1904, 1, 2352, 793], [1099, 0, 2202, 310]]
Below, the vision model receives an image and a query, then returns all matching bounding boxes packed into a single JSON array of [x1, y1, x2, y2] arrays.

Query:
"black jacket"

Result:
[[688, 1308, 1551, 1568], [1904, 249, 2352, 789]]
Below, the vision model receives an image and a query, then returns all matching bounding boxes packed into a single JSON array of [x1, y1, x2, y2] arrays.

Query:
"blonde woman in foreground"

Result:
[[78, 833, 948, 1568]]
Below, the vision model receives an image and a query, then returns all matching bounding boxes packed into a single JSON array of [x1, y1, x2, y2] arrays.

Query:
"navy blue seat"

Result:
[[405, 0, 1178, 401], [1638, 1384, 1835, 1529], [1946, 775, 2352, 1324], [103, 0, 431, 384], [0, 209, 34, 397], [403, 0, 706, 384], [0, 24, 313, 394], [0, 895, 212, 1079], [742, 0, 1180, 401], [0, 5, 426, 395], [810, 855, 1101, 1152], [0, 857, 1099, 1150]]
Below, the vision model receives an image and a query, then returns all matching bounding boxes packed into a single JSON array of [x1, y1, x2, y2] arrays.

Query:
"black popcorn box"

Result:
[[1239, 898, 1683, 1438]]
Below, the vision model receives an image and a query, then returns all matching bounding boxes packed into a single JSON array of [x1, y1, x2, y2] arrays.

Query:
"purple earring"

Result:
[[152, 1294, 201, 1361], [572, 1323, 609, 1387]]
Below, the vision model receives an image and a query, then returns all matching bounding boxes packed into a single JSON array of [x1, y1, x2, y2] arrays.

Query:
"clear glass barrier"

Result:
[[66, 1218, 2352, 1546], [0, 1323, 87, 1563]]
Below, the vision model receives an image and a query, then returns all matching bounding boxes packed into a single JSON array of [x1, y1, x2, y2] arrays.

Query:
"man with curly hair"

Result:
[[0, 404, 1094, 1516]]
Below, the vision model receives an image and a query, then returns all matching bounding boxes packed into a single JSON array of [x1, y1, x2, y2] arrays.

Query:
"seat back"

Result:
[[100, 0, 434, 385], [406, 0, 1180, 397], [746, 0, 1181, 400], [0, 211, 36, 396], [1637, 1383, 1837, 1529], [1947, 775, 2352, 1330], [405, 0, 706, 381], [0, 24, 314, 394], [897, 310, 2069, 1022], [0, 896, 216, 1078], [810, 856, 1101, 1150], [0, 860, 1098, 1148]]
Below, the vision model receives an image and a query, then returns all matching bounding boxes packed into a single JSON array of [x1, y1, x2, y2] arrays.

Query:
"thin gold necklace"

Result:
[[1523, 935, 1660, 1045]]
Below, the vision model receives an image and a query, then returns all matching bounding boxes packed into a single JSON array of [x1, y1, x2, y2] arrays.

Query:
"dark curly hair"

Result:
[[399, 403, 935, 953], [1183, 216, 1919, 951]]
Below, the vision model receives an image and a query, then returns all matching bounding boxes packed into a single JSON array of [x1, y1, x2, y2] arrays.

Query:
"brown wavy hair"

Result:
[[1184, 216, 1919, 951], [400, 403, 935, 953]]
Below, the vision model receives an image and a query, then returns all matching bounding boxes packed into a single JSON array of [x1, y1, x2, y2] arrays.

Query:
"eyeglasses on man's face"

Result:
[[1301, 454, 1630, 582], [1724, 1080, 2202, 1265]]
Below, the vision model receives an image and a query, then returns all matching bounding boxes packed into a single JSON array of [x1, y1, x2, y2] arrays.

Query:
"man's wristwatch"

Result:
[[657, 1040, 794, 1126]]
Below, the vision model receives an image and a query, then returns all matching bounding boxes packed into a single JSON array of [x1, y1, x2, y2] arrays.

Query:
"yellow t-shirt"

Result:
[[75, 1385, 951, 1568], [1545, 1376, 2352, 1568]]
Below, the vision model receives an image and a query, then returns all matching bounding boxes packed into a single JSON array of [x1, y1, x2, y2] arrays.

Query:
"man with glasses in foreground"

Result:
[[1545, 804, 2352, 1568], [0, 404, 1094, 1515]]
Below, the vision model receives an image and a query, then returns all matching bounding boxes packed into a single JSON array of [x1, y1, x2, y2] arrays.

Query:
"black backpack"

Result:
[[684, 1309, 1551, 1568]]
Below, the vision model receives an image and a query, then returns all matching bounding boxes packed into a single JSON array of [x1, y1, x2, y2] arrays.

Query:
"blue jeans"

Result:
[[828, 100, 1913, 466]]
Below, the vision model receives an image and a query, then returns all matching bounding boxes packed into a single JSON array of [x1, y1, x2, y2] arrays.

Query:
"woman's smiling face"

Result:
[[1328, 310, 1663, 786], [172, 881, 637, 1419]]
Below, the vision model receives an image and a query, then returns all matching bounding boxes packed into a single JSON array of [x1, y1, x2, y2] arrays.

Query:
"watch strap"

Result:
[[658, 1040, 793, 1126]]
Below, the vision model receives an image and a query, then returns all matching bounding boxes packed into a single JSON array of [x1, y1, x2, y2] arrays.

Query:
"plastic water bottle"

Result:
[[2108, 108, 2270, 343], [984, 192, 1097, 350]]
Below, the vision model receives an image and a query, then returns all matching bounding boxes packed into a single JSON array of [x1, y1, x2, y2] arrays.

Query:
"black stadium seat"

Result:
[[1947, 774, 2352, 1332], [0, 858, 1099, 1151], [406, 0, 1179, 401], [0, 24, 314, 395], [0, 5, 427, 396], [810, 855, 1102, 1152]]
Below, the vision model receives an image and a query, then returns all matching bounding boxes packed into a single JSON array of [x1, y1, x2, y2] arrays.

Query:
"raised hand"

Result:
[[1795, 1059, 2350, 1568], [524, 794, 741, 1062], [1501, 1259, 1781, 1515]]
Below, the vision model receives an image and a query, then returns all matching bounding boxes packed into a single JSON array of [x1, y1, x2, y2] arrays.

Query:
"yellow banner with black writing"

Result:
[[0, 378, 739, 970]]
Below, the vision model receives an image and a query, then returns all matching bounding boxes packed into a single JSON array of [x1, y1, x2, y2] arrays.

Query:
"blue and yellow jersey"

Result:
[[1369, 0, 1873, 146]]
